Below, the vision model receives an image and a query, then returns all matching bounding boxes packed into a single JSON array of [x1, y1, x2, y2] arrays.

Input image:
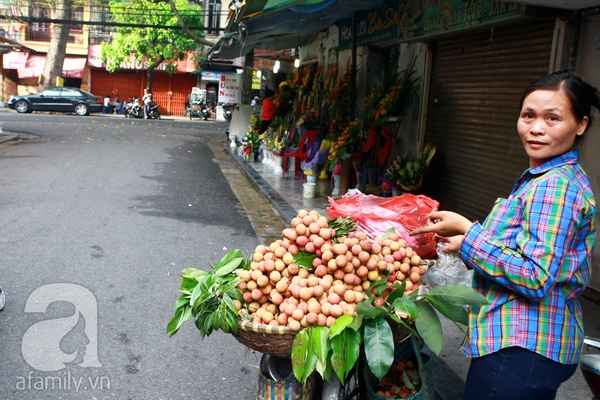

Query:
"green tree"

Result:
[[101, 0, 205, 91]]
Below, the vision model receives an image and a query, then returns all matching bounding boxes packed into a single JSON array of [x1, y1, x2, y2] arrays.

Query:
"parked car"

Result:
[[8, 87, 104, 116]]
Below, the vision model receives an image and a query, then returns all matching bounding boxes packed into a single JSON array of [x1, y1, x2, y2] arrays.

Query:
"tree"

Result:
[[101, 0, 205, 92], [39, 0, 74, 90]]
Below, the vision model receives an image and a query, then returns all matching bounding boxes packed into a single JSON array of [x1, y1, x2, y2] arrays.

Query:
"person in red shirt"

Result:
[[261, 89, 277, 132]]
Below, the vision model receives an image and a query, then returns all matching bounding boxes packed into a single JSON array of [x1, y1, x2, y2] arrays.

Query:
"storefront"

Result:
[[89, 69, 197, 116], [421, 18, 557, 221]]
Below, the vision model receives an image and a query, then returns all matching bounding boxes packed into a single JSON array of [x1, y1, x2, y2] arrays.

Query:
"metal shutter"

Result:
[[422, 19, 556, 221]]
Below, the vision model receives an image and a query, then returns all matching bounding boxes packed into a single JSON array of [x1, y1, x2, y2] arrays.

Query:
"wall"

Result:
[[576, 15, 600, 293]]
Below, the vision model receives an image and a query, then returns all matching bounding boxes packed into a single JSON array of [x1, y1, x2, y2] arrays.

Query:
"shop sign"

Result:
[[339, 3, 400, 50], [252, 73, 261, 90], [219, 73, 241, 104], [399, 0, 525, 40], [201, 70, 221, 82]]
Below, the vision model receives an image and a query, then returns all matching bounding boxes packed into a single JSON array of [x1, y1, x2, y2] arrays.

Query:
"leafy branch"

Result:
[[167, 249, 248, 338], [291, 278, 487, 384]]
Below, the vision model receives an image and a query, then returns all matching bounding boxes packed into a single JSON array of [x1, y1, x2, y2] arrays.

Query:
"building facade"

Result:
[[0, 0, 233, 116]]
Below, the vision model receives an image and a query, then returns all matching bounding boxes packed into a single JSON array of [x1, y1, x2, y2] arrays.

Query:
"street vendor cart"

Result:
[[184, 87, 206, 120]]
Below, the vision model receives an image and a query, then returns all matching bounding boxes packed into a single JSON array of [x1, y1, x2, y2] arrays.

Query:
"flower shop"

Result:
[[238, 49, 436, 200]]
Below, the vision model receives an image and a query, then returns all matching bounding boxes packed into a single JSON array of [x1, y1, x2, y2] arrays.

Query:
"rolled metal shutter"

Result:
[[422, 19, 556, 221]]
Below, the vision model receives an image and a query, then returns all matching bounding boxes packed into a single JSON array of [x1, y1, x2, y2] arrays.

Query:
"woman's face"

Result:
[[518, 89, 588, 168]]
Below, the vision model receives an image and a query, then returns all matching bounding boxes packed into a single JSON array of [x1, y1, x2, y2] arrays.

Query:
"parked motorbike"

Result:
[[147, 104, 161, 119], [200, 104, 211, 121], [124, 102, 144, 119], [223, 104, 233, 122], [581, 336, 600, 399]]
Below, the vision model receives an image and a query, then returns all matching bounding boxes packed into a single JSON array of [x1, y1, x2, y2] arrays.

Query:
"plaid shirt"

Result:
[[460, 150, 596, 364]]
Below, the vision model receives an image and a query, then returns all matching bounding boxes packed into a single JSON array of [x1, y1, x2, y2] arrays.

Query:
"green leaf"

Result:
[[221, 294, 239, 314], [310, 326, 330, 365], [174, 295, 190, 309], [331, 329, 361, 384], [291, 329, 310, 383], [356, 301, 389, 319], [392, 297, 419, 321], [304, 339, 319, 383], [190, 284, 204, 309], [426, 284, 488, 307], [214, 249, 245, 270], [424, 296, 468, 326], [403, 371, 415, 390], [293, 251, 318, 270], [342, 329, 361, 377], [371, 272, 391, 296], [363, 317, 394, 380], [330, 315, 353, 337], [381, 227, 396, 239], [414, 301, 444, 355], [386, 281, 407, 305], [330, 334, 345, 382], [214, 257, 244, 276], [166, 306, 192, 336]]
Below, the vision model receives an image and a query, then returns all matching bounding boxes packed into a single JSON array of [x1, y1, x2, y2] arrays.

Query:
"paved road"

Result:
[[0, 112, 282, 399]]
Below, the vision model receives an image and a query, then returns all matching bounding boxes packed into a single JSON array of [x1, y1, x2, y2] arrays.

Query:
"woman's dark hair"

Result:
[[265, 89, 275, 98], [520, 70, 600, 134]]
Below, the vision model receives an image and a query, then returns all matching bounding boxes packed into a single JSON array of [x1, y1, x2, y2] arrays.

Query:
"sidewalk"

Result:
[[226, 143, 600, 400]]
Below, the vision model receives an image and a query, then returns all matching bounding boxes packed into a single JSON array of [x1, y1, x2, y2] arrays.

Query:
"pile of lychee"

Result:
[[235, 209, 426, 332]]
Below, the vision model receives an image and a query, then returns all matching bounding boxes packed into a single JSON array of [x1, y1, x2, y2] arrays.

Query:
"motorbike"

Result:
[[124, 101, 144, 119], [147, 103, 161, 119], [581, 336, 600, 399], [200, 103, 211, 121], [223, 104, 234, 122]]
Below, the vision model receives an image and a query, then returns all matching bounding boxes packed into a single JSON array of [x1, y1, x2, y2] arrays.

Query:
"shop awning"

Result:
[[209, 0, 384, 59], [2, 53, 87, 79]]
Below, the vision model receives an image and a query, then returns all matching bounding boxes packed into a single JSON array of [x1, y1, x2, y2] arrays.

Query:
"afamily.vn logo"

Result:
[[21, 283, 103, 371]]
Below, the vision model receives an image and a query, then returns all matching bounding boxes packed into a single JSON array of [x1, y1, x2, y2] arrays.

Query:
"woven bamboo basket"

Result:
[[232, 320, 297, 358]]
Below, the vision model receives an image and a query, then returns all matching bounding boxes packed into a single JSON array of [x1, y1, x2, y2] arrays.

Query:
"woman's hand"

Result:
[[438, 235, 465, 253], [410, 210, 474, 238]]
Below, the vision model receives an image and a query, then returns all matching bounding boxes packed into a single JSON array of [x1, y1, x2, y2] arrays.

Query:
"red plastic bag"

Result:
[[327, 193, 439, 259]]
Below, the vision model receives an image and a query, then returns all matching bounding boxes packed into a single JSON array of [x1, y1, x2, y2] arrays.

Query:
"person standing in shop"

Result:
[[260, 89, 277, 132], [411, 70, 599, 400]]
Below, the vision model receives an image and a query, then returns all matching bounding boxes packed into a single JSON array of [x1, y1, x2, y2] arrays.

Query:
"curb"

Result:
[[0, 134, 20, 145]]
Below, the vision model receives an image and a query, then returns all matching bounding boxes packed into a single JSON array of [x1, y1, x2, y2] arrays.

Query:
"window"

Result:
[[206, 0, 221, 35], [43, 88, 62, 96], [27, 4, 51, 42], [70, 6, 83, 35], [62, 88, 82, 97]]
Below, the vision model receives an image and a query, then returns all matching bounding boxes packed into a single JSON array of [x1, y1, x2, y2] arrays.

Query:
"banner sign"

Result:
[[218, 73, 242, 104], [339, 1, 525, 47]]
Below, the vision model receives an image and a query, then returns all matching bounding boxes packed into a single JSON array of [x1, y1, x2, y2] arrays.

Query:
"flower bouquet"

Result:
[[387, 143, 437, 193]]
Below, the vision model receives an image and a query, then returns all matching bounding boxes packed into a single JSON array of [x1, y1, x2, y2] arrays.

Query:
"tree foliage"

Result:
[[101, 0, 205, 90]]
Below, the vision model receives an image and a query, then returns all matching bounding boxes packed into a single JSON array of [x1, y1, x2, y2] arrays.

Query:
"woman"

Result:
[[411, 70, 600, 399], [260, 89, 277, 132]]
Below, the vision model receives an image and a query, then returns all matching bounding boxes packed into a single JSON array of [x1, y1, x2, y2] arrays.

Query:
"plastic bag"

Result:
[[422, 242, 473, 287], [327, 193, 439, 259]]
